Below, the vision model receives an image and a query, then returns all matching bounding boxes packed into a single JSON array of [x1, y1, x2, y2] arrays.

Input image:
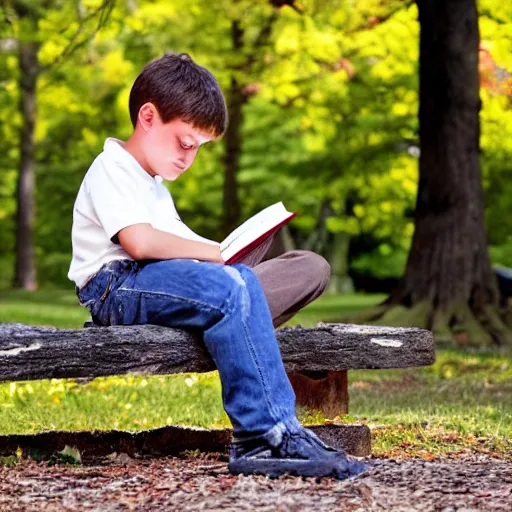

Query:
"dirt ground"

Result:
[[0, 453, 511, 511]]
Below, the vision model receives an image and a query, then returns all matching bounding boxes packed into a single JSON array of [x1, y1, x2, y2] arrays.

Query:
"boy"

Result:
[[68, 53, 366, 479]]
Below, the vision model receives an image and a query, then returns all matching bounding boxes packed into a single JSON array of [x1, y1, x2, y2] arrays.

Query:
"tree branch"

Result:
[[40, 0, 116, 73], [345, 1, 414, 35]]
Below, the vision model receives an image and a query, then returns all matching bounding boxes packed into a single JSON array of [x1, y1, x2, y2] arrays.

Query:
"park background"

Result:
[[0, 0, 511, 460]]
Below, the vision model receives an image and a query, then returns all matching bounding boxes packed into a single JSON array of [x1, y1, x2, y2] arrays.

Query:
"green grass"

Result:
[[349, 351, 512, 457], [1, 289, 511, 459], [0, 288, 385, 330], [286, 292, 387, 326], [0, 289, 90, 329]]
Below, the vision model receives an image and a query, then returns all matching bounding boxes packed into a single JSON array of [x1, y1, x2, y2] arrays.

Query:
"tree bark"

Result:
[[0, 322, 435, 382], [221, 12, 277, 237], [328, 232, 354, 294], [382, 0, 511, 346], [9, 1, 115, 290], [288, 370, 349, 417], [13, 22, 39, 290], [222, 21, 246, 237]]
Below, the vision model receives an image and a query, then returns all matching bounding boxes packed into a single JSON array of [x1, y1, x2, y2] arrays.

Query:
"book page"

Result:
[[221, 203, 288, 250], [221, 202, 293, 262]]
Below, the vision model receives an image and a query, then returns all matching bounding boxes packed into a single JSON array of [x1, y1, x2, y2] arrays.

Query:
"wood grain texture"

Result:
[[0, 322, 435, 383], [289, 370, 349, 417]]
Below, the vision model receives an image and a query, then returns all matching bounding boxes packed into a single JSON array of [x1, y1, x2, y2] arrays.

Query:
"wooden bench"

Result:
[[0, 322, 435, 460]]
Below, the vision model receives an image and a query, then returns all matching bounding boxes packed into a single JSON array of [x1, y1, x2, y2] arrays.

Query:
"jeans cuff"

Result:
[[232, 416, 302, 447]]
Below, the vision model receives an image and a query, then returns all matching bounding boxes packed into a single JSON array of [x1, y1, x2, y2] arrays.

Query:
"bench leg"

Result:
[[287, 370, 348, 418]]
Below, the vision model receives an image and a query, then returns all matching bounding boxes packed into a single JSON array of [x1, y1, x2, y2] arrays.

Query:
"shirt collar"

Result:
[[103, 138, 163, 185]]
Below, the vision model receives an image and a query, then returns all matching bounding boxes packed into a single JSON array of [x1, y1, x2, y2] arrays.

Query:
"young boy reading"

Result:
[[68, 53, 366, 479]]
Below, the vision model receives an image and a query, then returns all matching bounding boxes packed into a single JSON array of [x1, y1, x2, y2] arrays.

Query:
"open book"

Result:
[[221, 202, 297, 264]]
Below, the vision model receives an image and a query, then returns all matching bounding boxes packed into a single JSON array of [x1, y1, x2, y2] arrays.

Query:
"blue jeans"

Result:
[[77, 259, 298, 437]]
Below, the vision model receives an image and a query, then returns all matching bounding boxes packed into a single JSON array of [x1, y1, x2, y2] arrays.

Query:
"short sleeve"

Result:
[[85, 159, 153, 241]]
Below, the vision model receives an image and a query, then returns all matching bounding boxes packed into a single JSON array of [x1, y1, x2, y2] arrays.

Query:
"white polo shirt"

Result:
[[68, 138, 215, 289]]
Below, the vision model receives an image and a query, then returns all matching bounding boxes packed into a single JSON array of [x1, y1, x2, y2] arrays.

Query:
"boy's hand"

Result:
[[203, 242, 225, 265], [212, 245, 225, 265]]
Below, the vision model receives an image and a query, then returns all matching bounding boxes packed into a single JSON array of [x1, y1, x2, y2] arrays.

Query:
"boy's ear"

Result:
[[138, 102, 157, 132]]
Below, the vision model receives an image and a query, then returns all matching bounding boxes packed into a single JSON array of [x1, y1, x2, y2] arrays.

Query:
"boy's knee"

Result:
[[221, 264, 258, 317], [223, 264, 262, 292], [223, 265, 248, 288], [287, 250, 331, 287], [310, 252, 331, 281], [305, 252, 331, 290]]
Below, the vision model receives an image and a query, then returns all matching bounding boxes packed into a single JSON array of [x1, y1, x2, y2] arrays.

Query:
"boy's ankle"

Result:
[[232, 416, 303, 447]]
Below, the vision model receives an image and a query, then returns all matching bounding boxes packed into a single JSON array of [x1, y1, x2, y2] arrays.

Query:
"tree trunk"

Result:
[[328, 232, 354, 294], [344, 0, 512, 347], [13, 28, 39, 290], [222, 21, 245, 237], [384, 0, 510, 346]]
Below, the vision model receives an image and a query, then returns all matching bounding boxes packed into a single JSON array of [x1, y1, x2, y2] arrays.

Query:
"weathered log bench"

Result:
[[0, 322, 435, 460]]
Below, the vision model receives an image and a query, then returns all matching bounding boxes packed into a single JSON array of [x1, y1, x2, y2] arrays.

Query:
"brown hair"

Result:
[[129, 53, 227, 136]]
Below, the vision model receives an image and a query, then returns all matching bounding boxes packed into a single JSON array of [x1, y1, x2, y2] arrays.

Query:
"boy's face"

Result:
[[139, 105, 216, 181]]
